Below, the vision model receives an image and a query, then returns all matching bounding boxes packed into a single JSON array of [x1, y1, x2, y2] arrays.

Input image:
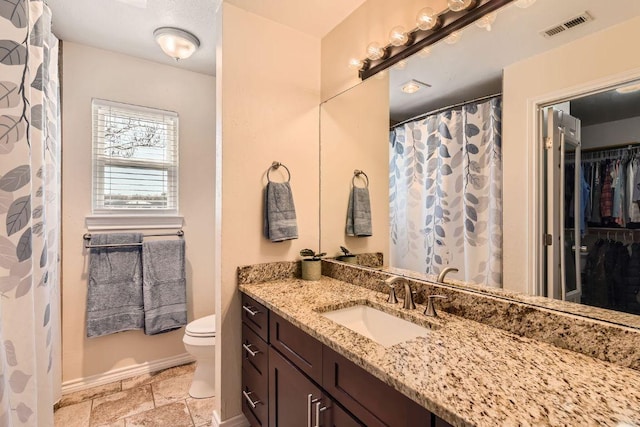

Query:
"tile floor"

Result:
[[54, 363, 213, 427]]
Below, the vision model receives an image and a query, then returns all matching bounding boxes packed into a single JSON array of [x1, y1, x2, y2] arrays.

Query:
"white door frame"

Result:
[[524, 67, 640, 296]]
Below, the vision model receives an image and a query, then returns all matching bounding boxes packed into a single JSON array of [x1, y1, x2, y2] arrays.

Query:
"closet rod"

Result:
[[574, 142, 640, 154], [391, 92, 502, 129], [83, 230, 184, 249]]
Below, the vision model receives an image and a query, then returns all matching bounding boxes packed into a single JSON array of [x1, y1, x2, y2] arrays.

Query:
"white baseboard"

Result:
[[213, 410, 249, 427], [61, 353, 195, 395]]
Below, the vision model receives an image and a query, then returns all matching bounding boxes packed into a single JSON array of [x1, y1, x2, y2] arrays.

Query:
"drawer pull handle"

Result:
[[242, 305, 259, 316], [314, 401, 327, 427], [242, 343, 260, 357], [242, 390, 261, 409]]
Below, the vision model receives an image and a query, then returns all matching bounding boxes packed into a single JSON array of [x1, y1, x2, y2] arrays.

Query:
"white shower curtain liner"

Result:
[[0, 1, 62, 425], [389, 96, 503, 288]]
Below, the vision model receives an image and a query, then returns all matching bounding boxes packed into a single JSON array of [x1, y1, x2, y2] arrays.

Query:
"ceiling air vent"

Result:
[[541, 11, 593, 38]]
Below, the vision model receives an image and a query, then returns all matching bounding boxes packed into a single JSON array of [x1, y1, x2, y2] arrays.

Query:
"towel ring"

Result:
[[267, 161, 291, 183], [352, 169, 369, 188]]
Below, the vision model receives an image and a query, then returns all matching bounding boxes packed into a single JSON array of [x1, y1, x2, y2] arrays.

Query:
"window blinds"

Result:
[[92, 99, 179, 214]]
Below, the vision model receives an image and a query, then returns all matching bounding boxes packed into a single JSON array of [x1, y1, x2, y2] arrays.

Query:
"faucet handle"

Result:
[[424, 295, 448, 317], [386, 282, 399, 304]]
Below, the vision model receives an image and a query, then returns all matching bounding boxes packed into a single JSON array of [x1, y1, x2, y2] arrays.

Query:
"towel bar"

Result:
[[83, 230, 184, 249]]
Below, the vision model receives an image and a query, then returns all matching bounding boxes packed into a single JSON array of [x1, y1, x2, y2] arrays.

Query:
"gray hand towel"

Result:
[[264, 181, 299, 242], [346, 187, 372, 237], [142, 239, 187, 335], [87, 233, 145, 338]]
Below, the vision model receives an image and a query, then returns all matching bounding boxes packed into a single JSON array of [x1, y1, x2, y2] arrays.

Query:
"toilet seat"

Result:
[[186, 314, 216, 338]]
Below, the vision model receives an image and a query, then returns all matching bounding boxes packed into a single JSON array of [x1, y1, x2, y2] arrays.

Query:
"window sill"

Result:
[[85, 215, 184, 231]]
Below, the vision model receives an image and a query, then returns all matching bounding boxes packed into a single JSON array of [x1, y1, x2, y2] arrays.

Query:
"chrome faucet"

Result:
[[383, 276, 401, 304], [402, 282, 416, 310], [437, 267, 459, 284]]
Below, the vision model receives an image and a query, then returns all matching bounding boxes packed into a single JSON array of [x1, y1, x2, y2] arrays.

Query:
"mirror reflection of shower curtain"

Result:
[[0, 1, 61, 425], [389, 97, 503, 287]]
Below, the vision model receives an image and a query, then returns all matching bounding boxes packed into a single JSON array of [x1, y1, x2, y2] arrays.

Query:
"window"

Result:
[[92, 99, 178, 215]]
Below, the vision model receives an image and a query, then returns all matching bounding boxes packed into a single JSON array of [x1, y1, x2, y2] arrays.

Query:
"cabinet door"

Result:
[[270, 312, 323, 383], [319, 399, 364, 427], [269, 347, 323, 427]]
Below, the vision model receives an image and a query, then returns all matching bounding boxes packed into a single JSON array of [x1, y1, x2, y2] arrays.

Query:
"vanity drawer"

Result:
[[269, 312, 323, 384], [322, 346, 431, 427], [242, 361, 268, 427], [242, 294, 269, 342], [242, 323, 268, 379]]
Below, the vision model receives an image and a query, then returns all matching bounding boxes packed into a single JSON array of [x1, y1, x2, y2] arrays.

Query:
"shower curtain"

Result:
[[389, 97, 503, 287], [0, 1, 61, 425]]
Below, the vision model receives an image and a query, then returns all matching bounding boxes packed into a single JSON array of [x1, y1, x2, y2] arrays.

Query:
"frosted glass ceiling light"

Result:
[[401, 80, 430, 94], [366, 42, 386, 61], [476, 12, 497, 31], [389, 26, 409, 47], [447, 0, 477, 12], [416, 7, 442, 31], [154, 27, 200, 61]]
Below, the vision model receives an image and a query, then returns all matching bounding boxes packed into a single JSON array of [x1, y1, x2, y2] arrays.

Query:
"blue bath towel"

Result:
[[142, 239, 187, 335], [264, 181, 299, 242], [346, 187, 372, 237], [86, 233, 145, 338]]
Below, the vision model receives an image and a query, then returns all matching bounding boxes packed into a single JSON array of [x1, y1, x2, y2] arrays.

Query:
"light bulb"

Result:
[[445, 31, 461, 45], [447, 0, 475, 12], [515, 0, 536, 8], [389, 26, 409, 47], [476, 12, 496, 32], [393, 60, 407, 70], [416, 7, 441, 31], [348, 58, 364, 70], [366, 42, 385, 61], [417, 47, 431, 58]]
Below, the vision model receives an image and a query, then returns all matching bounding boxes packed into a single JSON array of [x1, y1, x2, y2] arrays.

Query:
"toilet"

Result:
[[183, 314, 216, 398]]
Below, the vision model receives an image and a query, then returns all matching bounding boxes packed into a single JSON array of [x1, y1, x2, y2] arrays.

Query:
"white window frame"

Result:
[[89, 99, 180, 227]]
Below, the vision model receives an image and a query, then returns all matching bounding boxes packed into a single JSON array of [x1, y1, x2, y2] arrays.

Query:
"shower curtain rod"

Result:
[[392, 92, 502, 130]]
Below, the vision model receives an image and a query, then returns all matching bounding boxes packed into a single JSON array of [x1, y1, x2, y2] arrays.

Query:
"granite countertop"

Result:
[[239, 276, 640, 427]]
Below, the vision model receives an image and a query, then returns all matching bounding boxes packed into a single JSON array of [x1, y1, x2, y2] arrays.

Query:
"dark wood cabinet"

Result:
[[241, 292, 455, 427]]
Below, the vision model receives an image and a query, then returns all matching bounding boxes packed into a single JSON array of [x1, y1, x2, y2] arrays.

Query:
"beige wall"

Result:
[[321, 0, 447, 101], [61, 42, 216, 383], [215, 3, 321, 421], [320, 75, 389, 258], [503, 16, 640, 294]]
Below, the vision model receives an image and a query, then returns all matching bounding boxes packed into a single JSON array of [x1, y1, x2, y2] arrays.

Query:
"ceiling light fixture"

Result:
[[154, 27, 200, 61], [353, 0, 514, 80], [401, 79, 431, 94], [616, 83, 640, 94]]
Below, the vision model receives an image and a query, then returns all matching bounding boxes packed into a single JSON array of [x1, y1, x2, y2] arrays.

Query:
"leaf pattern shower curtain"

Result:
[[390, 97, 502, 287], [0, 1, 61, 425]]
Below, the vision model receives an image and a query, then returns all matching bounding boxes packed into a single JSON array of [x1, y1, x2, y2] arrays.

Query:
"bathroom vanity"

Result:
[[241, 293, 442, 427], [238, 267, 640, 427]]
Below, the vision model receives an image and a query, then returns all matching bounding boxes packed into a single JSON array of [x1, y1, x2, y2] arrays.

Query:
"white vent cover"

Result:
[[541, 11, 593, 38]]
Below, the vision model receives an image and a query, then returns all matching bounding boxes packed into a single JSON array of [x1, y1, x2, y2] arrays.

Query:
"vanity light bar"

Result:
[[358, 0, 514, 80]]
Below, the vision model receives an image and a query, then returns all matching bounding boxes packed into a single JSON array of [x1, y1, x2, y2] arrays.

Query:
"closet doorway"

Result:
[[542, 80, 640, 316]]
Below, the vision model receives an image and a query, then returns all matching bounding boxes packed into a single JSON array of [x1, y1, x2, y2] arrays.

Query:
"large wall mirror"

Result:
[[320, 0, 640, 329]]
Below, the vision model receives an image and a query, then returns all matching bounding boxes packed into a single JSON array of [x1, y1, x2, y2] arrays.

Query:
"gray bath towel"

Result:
[[87, 233, 145, 338], [264, 181, 299, 242], [142, 240, 187, 335], [346, 187, 372, 237]]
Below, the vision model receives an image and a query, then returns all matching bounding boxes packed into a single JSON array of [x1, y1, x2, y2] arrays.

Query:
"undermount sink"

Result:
[[320, 304, 434, 347]]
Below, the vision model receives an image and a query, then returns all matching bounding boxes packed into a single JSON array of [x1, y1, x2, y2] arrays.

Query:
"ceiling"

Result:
[[570, 87, 640, 127], [47, 0, 366, 76], [389, 0, 640, 122]]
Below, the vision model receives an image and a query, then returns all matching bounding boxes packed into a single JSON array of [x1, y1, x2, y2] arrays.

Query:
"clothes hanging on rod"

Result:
[[565, 144, 640, 230]]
